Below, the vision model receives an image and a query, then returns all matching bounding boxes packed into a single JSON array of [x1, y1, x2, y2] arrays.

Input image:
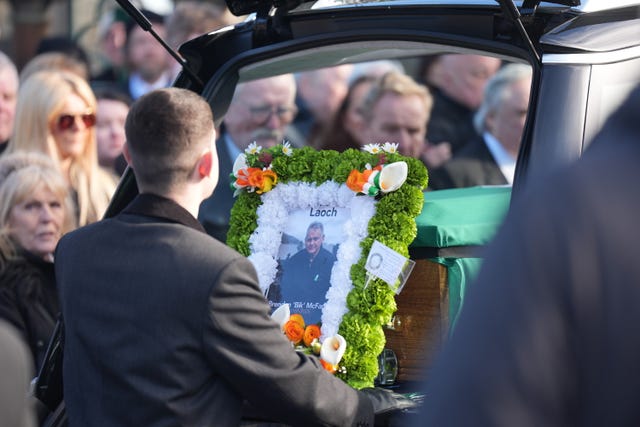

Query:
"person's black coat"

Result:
[[0, 251, 58, 372], [417, 85, 640, 426], [429, 135, 508, 190], [426, 86, 479, 154]]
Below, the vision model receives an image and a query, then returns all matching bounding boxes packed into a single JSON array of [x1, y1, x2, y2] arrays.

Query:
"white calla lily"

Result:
[[232, 153, 248, 176], [320, 334, 347, 366], [270, 303, 290, 331], [378, 161, 408, 193]]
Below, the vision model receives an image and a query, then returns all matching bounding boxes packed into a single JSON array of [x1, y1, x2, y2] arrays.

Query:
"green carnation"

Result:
[[403, 156, 428, 189]]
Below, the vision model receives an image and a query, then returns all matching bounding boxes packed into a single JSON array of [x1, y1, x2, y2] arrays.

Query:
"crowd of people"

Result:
[[0, 1, 540, 425]]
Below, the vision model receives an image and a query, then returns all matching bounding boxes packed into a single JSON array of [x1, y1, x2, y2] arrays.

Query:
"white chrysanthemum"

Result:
[[259, 190, 286, 215], [321, 302, 349, 339], [336, 184, 356, 207], [256, 199, 289, 229], [351, 197, 377, 235], [382, 142, 399, 153], [248, 252, 278, 294], [317, 181, 341, 206], [336, 239, 363, 264], [295, 182, 318, 208], [245, 142, 262, 155], [362, 143, 381, 154], [249, 226, 282, 255]]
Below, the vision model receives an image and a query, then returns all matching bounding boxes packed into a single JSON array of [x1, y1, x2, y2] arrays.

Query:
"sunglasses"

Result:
[[56, 113, 96, 131]]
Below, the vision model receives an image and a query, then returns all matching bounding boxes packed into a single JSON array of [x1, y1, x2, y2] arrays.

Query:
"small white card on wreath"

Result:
[[365, 240, 415, 294]]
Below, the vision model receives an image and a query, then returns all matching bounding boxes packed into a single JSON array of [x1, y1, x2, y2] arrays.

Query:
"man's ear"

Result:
[[122, 142, 132, 166], [197, 150, 213, 178]]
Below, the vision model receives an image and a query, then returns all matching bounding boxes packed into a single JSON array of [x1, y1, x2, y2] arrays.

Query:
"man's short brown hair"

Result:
[[125, 88, 214, 192], [361, 71, 433, 122]]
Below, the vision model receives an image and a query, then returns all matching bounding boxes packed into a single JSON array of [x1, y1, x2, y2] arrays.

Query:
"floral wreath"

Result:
[[227, 142, 428, 388]]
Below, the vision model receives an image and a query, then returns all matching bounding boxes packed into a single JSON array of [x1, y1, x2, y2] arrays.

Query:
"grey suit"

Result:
[[428, 135, 508, 190], [56, 194, 373, 427]]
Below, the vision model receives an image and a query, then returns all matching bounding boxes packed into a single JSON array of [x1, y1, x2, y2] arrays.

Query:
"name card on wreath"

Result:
[[226, 142, 427, 388], [365, 240, 415, 295]]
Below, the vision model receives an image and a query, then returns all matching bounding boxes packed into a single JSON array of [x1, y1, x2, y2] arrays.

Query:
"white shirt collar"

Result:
[[128, 72, 171, 100], [483, 131, 516, 185]]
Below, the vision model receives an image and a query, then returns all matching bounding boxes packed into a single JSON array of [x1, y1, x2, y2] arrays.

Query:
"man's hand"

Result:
[[421, 141, 452, 169], [360, 387, 421, 415]]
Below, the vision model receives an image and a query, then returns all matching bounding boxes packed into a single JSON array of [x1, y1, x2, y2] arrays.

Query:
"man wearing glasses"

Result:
[[198, 74, 298, 242]]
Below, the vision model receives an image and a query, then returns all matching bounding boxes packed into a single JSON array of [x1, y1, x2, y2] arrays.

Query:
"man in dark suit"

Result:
[[56, 87, 409, 426], [415, 85, 640, 426], [429, 63, 532, 190], [198, 74, 297, 242]]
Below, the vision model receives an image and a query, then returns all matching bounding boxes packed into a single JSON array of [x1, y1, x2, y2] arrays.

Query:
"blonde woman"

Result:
[[0, 151, 75, 372], [6, 70, 117, 226]]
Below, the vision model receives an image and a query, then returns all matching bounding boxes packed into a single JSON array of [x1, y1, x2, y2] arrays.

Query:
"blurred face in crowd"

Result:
[[298, 64, 353, 125], [8, 183, 65, 261], [224, 75, 297, 149], [343, 78, 375, 145], [50, 93, 95, 160], [364, 92, 428, 158], [127, 25, 170, 83], [0, 66, 18, 142], [486, 77, 531, 157], [305, 227, 324, 257], [96, 98, 129, 168], [101, 19, 126, 68], [439, 54, 501, 110]]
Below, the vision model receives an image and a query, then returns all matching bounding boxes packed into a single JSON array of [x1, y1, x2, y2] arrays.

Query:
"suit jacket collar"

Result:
[[122, 193, 206, 233]]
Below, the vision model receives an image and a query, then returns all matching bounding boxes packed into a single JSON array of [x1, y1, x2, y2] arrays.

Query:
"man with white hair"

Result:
[[198, 74, 298, 241], [428, 63, 532, 189]]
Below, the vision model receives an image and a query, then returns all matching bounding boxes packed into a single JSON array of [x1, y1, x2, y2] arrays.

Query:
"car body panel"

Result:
[[108, 0, 640, 213]]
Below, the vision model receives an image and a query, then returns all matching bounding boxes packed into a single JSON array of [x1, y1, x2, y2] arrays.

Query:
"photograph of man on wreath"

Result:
[[268, 206, 349, 325]]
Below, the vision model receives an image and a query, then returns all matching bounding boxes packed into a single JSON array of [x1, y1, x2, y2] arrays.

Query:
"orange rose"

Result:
[[246, 168, 264, 188], [303, 324, 321, 347], [346, 170, 363, 192], [257, 169, 277, 194], [283, 319, 304, 344], [289, 313, 305, 328]]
